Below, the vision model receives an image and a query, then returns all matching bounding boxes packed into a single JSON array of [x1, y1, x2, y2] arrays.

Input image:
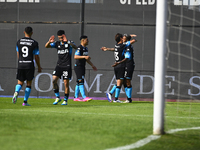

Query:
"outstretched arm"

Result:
[[101, 47, 115, 51]]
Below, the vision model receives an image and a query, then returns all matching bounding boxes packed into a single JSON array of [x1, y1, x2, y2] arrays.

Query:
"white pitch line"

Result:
[[105, 135, 161, 150], [105, 127, 200, 150], [1, 109, 200, 119]]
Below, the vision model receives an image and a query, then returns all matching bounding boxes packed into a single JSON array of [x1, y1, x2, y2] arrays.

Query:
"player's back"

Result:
[[17, 37, 39, 69]]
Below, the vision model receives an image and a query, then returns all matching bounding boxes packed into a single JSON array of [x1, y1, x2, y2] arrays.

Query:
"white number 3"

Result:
[[22, 46, 29, 57]]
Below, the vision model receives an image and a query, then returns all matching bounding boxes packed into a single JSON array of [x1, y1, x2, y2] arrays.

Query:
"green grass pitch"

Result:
[[0, 97, 200, 150]]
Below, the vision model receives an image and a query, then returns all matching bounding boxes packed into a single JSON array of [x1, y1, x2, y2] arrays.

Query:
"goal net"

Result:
[[165, 0, 200, 135], [167, 0, 200, 101]]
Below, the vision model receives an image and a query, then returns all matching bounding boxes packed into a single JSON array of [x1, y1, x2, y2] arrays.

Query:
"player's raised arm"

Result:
[[45, 35, 55, 48], [62, 34, 77, 49], [130, 39, 137, 44]]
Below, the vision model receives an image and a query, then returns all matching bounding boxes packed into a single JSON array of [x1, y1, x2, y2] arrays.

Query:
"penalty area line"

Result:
[[105, 127, 200, 150]]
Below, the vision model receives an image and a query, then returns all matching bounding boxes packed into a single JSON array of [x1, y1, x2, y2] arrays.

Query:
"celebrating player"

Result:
[[45, 30, 77, 105], [12, 26, 42, 106], [74, 35, 97, 102], [101, 33, 136, 103], [104, 34, 137, 103]]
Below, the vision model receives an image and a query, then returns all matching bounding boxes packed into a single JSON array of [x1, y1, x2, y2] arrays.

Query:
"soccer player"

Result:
[[122, 34, 136, 103], [105, 34, 136, 103], [74, 35, 97, 102], [101, 33, 136, 103], [12, 26, 42, 106], [45, 30, 77, 105]]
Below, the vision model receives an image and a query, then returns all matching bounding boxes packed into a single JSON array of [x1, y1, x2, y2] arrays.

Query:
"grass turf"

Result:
[[0, 97, 200, 150]]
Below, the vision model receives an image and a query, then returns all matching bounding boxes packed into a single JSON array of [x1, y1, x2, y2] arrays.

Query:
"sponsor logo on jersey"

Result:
[[58, 49, 69, 54], [83, 52, 88, 56]]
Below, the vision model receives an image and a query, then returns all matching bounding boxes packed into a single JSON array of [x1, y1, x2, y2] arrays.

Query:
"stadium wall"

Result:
[[0, 0, 200, 100]]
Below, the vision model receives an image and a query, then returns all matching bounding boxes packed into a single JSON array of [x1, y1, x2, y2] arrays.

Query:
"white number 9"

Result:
[[22, 46, 29, 57]]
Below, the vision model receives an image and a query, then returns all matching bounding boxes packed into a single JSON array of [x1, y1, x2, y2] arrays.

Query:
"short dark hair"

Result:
[[25, 26, 33, 35], [115, 33, 123, 43], [57, 30, 65, 36], [80, 35, 87, 40], [124, 34, 131, 41]]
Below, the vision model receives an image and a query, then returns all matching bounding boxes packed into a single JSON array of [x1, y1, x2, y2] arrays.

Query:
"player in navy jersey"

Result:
[[122, 34, 136, 103], [12, 26, 42, 106], [45, 30, 77, 105], [101, 33, 136, 103], [74, 35, 97, 102]]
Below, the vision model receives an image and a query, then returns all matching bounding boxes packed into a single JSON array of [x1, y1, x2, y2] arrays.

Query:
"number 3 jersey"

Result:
[[16, 37, 39, 69], [114, 41, 131, 67]]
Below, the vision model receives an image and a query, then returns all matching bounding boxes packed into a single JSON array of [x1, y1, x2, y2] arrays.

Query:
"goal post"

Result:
[[153, 0, 168, 135]]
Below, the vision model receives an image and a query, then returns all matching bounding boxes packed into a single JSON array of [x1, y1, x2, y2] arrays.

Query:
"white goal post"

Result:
[[153, 0, 168, 135]]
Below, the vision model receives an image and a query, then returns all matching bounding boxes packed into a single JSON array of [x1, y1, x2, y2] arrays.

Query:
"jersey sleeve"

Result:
[[75, 48, 81, 56], [33, 48, 40, 55], [125, 41, 131, 48], [125, 51, 131, 59], [50, 42, 56, 48], [16, 45, 19, 52]]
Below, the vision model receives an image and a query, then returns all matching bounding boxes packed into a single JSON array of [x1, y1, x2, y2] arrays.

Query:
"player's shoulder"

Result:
[[77, 44, 83, 49]]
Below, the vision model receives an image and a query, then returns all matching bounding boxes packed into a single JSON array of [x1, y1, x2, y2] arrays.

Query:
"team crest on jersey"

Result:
[[65, 44, 68, 48]]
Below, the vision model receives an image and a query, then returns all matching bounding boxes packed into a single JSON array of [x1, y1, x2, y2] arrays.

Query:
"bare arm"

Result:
[[86, 59, 97, 71], [74, 55, 91, 60], [45, 35, 55, 48], [130, 34, 137, 44], [101, 47, 115, 51], [62, 34, 77, 49], [35, 55, 42, 72], [112, 58, 128, 67], [17, 52, 19, 59], [69, 42, 77, 49], [130, 39, 137, 44]]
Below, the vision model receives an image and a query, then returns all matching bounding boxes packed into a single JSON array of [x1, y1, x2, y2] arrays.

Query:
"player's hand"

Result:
[[101, 47, 107, 51], [38, 67, 42, 73], [49, 35, 55, 43], [92, 66, 97, 71], [62, 34, 68, 42], [111, 62, 119, 67], [85, 56, 91, 60]]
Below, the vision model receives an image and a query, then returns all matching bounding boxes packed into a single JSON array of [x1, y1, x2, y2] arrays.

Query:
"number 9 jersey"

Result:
[[16, 37, 39, 69]]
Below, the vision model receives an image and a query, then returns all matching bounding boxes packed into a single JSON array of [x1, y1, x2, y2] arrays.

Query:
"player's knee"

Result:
[[52, 78, 57, 85]]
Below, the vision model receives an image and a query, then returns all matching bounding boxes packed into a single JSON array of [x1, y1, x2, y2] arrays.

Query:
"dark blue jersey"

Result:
[[16, 37, 39, 69], [50, 41, 73, 68], [114, 41, 130, 67], [125, 44, 135, 67], [74, 45, 89, 67]]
